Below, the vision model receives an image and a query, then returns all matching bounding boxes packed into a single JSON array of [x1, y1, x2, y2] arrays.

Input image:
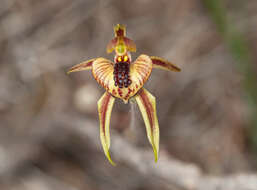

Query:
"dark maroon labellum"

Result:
[[113, 62, 131, 88]]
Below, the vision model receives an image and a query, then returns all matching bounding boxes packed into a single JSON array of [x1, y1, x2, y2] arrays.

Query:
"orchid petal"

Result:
[[97, 92, 116, 165], [151, 56, 181, 72], [123, 37, 136, 52], [134, 88, 159, 162], [106, 38, 118, 54], [106, 37, 136, 54], [67, 58, 95, 74]]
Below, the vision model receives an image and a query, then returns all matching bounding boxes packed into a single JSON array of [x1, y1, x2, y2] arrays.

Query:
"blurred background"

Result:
[[1, 0, 257, 189]]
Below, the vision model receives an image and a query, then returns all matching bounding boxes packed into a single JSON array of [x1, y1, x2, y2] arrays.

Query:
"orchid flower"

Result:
[[68, 24, 181, 165]]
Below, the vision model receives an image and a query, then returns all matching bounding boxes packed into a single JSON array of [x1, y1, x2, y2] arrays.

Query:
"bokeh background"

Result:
[[1, 0, 257, 189]]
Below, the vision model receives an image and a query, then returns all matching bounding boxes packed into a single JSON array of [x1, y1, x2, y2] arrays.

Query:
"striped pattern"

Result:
[[97, 92, 116, 165], [134, 88, 159, 162], [92, 55, 153, 103], [92, 57, 114, 90], [151, 56, 181, 72], [67, 58, 95, 74], [130, 54, 152, 91]]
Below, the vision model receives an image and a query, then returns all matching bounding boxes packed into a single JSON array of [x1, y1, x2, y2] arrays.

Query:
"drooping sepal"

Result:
[[97, 92, 116, 165], [67, 58, 95, 74], [134, 88, 159, 162], [151, 56, 181, 72]]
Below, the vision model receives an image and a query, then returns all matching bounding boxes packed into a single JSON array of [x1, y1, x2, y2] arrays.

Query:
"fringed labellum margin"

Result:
[[67, 24, 181, 165]]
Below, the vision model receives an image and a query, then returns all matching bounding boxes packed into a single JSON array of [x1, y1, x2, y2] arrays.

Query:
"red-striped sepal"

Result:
[[67, 58, 95, 74], [134, 88, 159, 162], [151, 56, 181, 72], [97, 92, 116, 165]]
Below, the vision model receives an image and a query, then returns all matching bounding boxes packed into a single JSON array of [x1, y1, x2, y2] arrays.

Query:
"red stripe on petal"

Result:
[[151, 58, 181, 72], [139, 90, 154, 129], [101, 93, 111, 136]]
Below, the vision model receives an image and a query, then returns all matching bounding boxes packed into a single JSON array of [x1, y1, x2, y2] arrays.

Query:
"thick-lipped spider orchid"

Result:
[[68, 24, 181, 165]]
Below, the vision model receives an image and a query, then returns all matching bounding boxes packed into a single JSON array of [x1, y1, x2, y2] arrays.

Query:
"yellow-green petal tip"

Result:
[[106, 151, 116, 166], [153, 144, 158, 163]]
